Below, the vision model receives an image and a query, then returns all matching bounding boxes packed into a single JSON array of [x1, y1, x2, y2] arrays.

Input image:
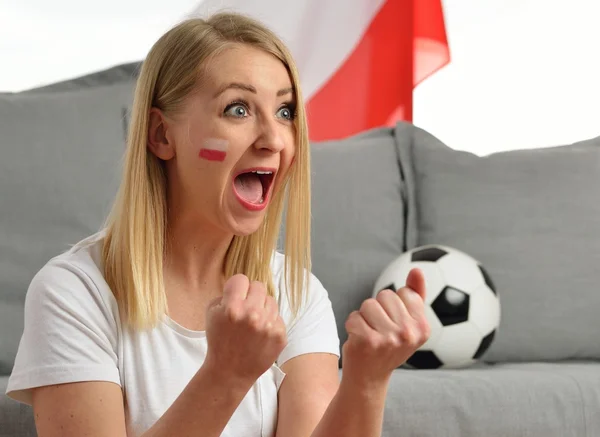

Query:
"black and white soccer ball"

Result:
[[372, 244, 500, 369]]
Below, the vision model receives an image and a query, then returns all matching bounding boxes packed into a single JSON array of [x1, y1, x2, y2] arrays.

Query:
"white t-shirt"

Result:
[[6, 232, 340, 437]]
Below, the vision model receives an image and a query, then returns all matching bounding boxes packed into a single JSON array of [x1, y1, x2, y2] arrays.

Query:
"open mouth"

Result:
[[233, 168, 276, 206]]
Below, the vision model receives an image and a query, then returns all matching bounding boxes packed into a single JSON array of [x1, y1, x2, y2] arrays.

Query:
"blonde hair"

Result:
[[102, 12, 311, 329]]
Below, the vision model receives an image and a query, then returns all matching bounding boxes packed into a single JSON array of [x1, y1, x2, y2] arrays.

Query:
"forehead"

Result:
[[201, 44, 293, 94]]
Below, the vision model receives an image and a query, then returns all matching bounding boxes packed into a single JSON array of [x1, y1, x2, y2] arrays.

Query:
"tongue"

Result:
[[235, 173, 263, 203]]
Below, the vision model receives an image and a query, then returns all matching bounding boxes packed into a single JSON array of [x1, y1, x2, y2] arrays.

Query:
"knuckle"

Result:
[[420, 321, 432, 344], [228, 273, 249, 289], [360, 298, 379, 313], [226, 305, 243, 322], [272, 323, 288, 344], [412, 314, 430, 341], [247, 311, 263, 329], [345, 312, 366, 336], [366, 333, 384, 350], [277, 325, 288, 341], [345, 311, 359, 328], [413, 298, 426, 314], [265, 295, 278, 311], [376, 288, 397, 302], [250, 280, 267, 294], [395, 287, 407, 300], [344, 318, 351, 331], [277, 335, 288, 349], [384, 332, 401, 349], [348, 310, 360, 320], [399, 325, 418, 346]]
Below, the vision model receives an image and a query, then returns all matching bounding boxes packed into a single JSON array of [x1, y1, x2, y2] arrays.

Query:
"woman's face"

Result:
[[149, 44, 297, 236]]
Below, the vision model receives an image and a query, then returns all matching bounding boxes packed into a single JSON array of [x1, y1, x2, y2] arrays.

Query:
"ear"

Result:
[[147, 107, 175, 160]]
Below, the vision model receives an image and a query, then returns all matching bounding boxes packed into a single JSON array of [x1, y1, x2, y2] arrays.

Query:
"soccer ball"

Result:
[[372, 244, 500, 369]]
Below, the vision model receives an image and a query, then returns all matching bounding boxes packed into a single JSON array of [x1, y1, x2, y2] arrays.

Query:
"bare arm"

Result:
[[144, 362, 253, 437], [275, 354, 388, 437], [275, 353, 340, 437], [32, 361, 253, 437], [310, 375, 390, 437]]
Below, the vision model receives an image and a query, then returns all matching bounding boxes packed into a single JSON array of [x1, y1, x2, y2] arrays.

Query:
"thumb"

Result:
[[404, 268, 426, 301]]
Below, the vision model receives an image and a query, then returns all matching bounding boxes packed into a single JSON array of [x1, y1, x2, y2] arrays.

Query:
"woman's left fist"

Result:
[[342, 268, 431, 385]]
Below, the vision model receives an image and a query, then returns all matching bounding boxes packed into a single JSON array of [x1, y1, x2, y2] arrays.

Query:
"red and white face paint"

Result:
[[199, 138, 229, 162]]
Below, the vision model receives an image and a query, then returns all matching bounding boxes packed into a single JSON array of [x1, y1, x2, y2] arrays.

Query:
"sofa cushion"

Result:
[[382, 361, 600, 437], [309, 127, 408, 354], [396, 121, 600, 362], [4, 362, 599, 437], [0, 69, 136, 374]]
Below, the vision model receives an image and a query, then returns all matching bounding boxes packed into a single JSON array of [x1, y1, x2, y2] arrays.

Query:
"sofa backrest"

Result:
[[397, 124, 600, 363], [0, 65, 138, 373], [308, 128, 410, 352]]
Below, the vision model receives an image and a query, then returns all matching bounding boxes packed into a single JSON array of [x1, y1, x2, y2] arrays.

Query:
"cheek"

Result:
[[182, 110, 230, 163], [199, 138, 229, 162]]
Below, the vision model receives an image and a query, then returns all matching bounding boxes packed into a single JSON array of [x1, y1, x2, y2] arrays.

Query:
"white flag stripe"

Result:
[[188, 0, 386, 100], [203, 138, 229, 151]]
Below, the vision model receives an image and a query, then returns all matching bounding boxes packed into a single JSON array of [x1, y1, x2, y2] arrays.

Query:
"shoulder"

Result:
[[7, 232, 122, 404], [269, 250, 332, 322], [270, 250, 326, 291], [269, 250, 323, 301], [26, 231, 120, 328], [270, 251, 341, 366]]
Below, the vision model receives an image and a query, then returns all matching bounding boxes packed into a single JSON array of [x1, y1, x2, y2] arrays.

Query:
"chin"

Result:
[[229, 216, 266, 237]]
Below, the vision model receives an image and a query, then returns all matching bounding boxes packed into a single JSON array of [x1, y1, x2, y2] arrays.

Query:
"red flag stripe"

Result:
[[305, 0, 449, 142]]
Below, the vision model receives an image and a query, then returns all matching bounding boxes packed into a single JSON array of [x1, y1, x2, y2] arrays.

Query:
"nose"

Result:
[[254, 117, 285, 153]]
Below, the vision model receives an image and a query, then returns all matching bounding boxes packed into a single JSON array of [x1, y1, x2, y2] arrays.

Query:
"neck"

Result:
[[164, 213, 232, 292]]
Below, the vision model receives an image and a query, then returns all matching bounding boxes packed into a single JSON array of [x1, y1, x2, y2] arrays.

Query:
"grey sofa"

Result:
[[1, 63, 599, 436]]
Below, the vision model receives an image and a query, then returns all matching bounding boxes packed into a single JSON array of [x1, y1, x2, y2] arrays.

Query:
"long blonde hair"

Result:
[[102, 12, 311, 329]]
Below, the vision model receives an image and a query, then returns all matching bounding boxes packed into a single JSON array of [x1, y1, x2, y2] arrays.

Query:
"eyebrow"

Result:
[[213, 82, 294, 98], [277, 87, 294, 97]]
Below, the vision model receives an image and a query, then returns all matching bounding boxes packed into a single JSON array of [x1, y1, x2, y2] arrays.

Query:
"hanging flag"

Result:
[[189, 0, 450, 141]]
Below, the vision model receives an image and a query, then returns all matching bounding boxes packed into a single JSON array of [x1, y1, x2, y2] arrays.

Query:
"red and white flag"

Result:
[[190, 0, 450, 141]]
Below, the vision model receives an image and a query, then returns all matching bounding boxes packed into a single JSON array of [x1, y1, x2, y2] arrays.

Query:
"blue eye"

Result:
[[276, 106, 295, 120], [224, 103, 248, 118]]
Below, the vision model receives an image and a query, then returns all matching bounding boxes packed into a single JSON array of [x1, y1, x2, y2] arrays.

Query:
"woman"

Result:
[[6, 12, 430, 437]]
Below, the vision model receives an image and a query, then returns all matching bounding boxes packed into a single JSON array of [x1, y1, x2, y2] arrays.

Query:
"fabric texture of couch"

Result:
[[1, 64, 599, 437]]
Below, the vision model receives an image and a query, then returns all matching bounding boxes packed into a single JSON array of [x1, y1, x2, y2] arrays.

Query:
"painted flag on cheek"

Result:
[[190, 0, 450, 141], [199, 138, 229, 162]]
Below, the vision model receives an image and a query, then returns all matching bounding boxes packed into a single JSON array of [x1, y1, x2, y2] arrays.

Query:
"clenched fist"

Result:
[[204, 274, 287, 384], [342, 268, 431, 387]]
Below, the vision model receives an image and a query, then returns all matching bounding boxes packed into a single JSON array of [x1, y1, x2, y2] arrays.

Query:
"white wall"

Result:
[[413, 0, 600, 155], [0, 0, 199, 92]]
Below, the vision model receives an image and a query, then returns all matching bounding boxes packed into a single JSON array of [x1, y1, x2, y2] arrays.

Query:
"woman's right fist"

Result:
[[204, 274, 287, 384]]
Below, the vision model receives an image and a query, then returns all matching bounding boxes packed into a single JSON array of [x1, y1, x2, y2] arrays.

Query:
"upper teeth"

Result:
[[253, 171, 272, 175]]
